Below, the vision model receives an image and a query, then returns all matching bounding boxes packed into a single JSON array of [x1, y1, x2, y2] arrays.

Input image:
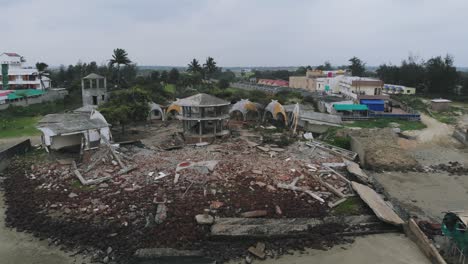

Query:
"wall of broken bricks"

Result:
[[0, 139, 31, 170]]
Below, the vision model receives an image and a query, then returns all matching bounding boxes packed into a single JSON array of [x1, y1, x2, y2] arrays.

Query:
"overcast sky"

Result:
[[2, 0, 468, 67]]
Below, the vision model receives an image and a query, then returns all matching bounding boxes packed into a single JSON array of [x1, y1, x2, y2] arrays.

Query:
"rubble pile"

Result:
[[418, 161, 468, 175], [3, 136, 358, 262]]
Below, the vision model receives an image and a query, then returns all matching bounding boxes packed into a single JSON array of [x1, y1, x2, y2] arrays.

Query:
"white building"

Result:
[[0, 52, 50, 90], [339, 76, 383, 99]]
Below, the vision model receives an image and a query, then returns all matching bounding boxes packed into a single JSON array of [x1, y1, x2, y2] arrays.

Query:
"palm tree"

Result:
[[109, 48, 131, 88], [187, 59, 202, 74], [35, 62, 49, 90], [203, 57, 217, 80]]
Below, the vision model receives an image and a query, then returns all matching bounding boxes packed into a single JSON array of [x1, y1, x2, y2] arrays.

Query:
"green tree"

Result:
[[295, 66, 307, 75], [109, 48, 131, 88], [348, 57, 366, 76], [316, 61, 333, 71], [425, 55, 458, 94], [168, 68, 180, 84], [99, 87, 150, 134], [203, 57, 218, 79], [187, 59, 203, 74], [217, 78, 230, 90], [35, 62, 49, 90], [160, 70, 168, 83]]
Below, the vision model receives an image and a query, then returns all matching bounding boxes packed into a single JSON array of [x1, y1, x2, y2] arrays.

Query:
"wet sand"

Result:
[[0, 193, 89, 264]]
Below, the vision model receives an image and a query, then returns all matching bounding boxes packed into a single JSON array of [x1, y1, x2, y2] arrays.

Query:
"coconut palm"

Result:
[[203, 57, 217, 80], [109, 48, 131, 88], [187, 59, 203, 74], [35, 62, 49, 90]]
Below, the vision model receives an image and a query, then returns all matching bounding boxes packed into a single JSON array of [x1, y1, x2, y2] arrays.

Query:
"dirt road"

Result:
[[415, 113, 453, 143]]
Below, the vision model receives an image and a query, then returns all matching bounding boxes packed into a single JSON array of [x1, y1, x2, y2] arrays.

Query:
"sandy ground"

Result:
[[230, 234, 429, 264], [0, 193, 89, 264], [413, 113, 453, 143], [374, 114, 468, 221]]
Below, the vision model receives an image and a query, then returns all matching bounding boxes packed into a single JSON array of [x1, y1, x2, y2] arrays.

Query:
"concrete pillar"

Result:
[[214, 120, 217, 135], [199, 121, 202, 136]]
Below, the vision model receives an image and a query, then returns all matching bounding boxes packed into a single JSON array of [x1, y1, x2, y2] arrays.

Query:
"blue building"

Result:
[[360, 99, 385, 112]]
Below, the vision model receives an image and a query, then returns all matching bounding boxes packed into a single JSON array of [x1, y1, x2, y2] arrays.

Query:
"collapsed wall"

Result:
[[348, 128, 418, 171]]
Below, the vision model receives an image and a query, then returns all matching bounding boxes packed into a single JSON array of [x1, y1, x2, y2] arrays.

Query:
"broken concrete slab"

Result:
[[240, 210, 267, 218], [345, 160, 370, 183], [211, 215, 379, 238], [256, 146, 270, 152], [176, 160, 219, 174], [351, 181, 404, 226]]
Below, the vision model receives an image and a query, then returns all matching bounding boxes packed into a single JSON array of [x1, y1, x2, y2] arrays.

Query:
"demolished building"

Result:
[[37, 109, 112, 151]]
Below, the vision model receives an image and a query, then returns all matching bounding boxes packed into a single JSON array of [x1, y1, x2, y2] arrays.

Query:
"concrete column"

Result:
[[214, 120, 217, 135], [199, 121, 202, 135]]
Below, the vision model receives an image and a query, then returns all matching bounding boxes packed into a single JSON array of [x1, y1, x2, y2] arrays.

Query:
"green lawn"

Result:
[[346, 118, 427, 131], [163, 84, 176, 94], [0, 116, 40, 138]]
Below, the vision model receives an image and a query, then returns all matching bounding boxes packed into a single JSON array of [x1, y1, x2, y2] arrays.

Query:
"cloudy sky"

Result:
[[2, 0, 468, 67]]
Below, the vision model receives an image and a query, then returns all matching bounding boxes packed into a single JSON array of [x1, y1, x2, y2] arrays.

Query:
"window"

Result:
[[101, 95, 105, 101], [92, 96, 98, 105]]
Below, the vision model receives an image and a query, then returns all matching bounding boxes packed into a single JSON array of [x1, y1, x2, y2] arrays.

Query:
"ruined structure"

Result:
[[229, 99, 261, 121], [263, 100, 288, 126], [176, 93, 230, 142], [37, 109, 111, 151], [81, 73, 108, 107]]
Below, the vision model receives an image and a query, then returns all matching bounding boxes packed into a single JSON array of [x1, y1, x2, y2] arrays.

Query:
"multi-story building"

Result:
[[0, 52, 50, 90], [289, 69, 348, 91]]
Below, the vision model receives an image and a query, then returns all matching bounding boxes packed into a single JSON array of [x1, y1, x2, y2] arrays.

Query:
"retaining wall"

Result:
[[0, 90, 68, 110]]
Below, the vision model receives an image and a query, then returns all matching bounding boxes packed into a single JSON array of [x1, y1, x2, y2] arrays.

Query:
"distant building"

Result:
[[383, 84, 416, 95], [81, 73, 108, 107], [339, 77, 383, 99], [257, 79, 289, 87], [289, 69, 348, 92], [430, 99, 451, 111], [0, 52, 51, 90]]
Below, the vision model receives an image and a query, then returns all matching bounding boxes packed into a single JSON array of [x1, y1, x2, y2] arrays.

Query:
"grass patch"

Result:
[[0, 116, 41, 138], [346, 118, 426, 131], [163, 84, 176, 94], [70, 179, 96, 191], [322, 127, 351, 150], [332, 197, 368, 215]]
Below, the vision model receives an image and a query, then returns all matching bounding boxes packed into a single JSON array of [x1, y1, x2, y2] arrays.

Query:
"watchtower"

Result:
[[81, 73, 107, 107]]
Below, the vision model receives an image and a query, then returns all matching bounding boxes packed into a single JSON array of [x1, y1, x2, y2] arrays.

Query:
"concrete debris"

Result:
[[154, 172, 169, 181], [256, 146, 270, 152], [195, 210, 215, 225], [248, 242, 266, 259], [240, 210, 267, 218], [154, 204, 167, 224], [303, 132, 314, 140], [68, 192, 78, 198]]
